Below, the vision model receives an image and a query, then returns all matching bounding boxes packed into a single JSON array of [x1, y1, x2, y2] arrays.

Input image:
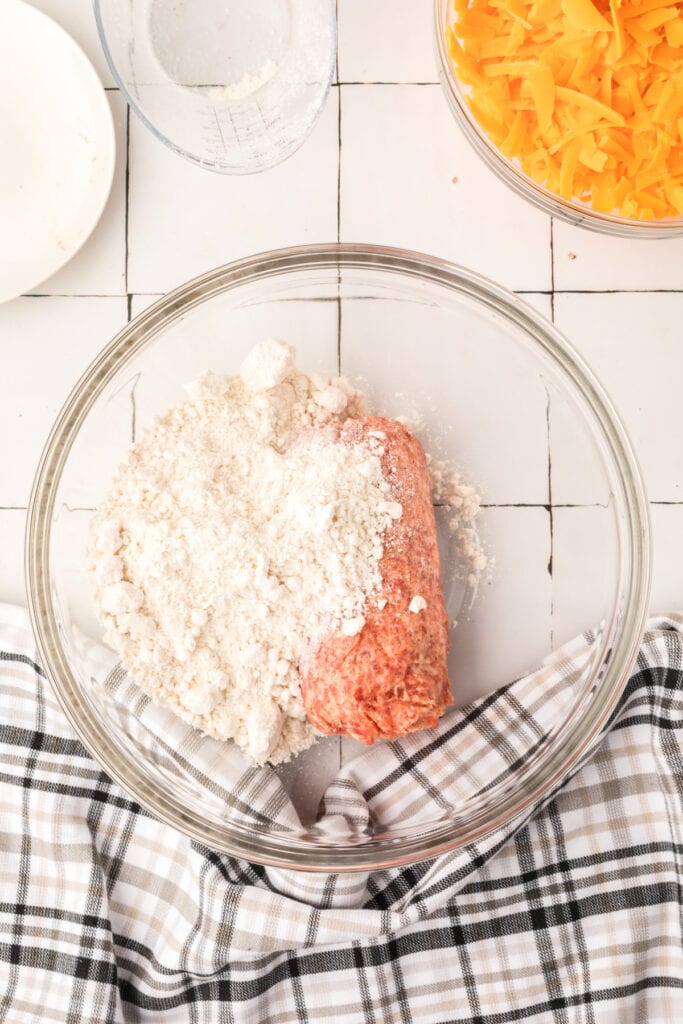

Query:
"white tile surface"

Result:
[[553, 221, 683, 292], [0, 510, 27, 606], [0, 296, 127, 507], [27, 92, 127, 297], [340, 85, 552, 291], [339, 294, 550, 504], [521, 293, 553, 320], [127, 90, 340, 294], [551, 506, 621, 648], [553, 502, 683, 630], [27, 0, 115, 87], [447, 507, 552, 706], [130, 295, 164, 318], [338, 0, 438, 83], [649, 504, 683, 615], [128, 295, 339, 435], [553, 292, 683, 503]]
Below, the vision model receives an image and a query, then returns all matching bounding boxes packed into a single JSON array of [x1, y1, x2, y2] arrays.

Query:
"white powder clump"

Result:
[[88, 340, 400, 766], [240, 337, 295, 392], [427, 455, 488, 586], [206, 59, 278, 102]]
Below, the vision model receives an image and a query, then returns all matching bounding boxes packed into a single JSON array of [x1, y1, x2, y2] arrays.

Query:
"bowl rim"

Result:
[[26, 242, 651, 871], [433, 0, 683, 239]]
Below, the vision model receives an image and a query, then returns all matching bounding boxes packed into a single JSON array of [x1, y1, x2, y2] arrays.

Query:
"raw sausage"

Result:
[[300, 416, 452, 744]]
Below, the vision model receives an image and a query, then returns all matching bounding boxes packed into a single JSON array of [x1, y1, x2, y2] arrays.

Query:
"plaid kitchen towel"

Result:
[[1, 603, 682, 1023]]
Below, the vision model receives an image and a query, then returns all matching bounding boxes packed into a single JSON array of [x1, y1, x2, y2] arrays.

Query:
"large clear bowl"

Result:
[[435, 0, 683, 238], [27, 245, 650, 871]]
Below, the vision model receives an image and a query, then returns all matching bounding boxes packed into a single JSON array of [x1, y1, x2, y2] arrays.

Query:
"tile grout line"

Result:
[[124, 106, 131, 296], [2, 499, 679, 514], [27, 294, 130, 299], [439, 500, 679, 508], [339, 81, 440, 86], [549, 218, 556, 321], [334, 0, 340, 87], [23, 288, 683, 300], [336, 59, 343, 379], [336, 2, 341, 246], [106, 82, 443, 89], [546, 388, 555, 650], [124, 106, 137, 444], [478, 502, 606, 509], [548, 220, 555, 649], [335, 0, 342, 771], [548, 288, 683, 294]]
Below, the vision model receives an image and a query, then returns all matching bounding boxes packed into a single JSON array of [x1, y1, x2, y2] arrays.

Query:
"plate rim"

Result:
[[0, 0, 116, 303]]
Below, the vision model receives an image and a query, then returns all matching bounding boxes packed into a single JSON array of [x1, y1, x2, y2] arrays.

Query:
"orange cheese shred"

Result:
[[555, 85, 627, 123], [665, 20, 683, 46], [610, 0, 627, 58], [446, 0, 683, 218], [527, 64, 556, 129], [562, 0, 613, 32]]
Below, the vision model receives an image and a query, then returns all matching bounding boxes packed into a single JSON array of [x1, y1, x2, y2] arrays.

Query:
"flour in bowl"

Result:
[[88, 340, 403, 764]]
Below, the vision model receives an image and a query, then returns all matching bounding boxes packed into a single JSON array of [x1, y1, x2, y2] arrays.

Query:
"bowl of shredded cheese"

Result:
[[436, 0, 683, 234], [27, 244, 649, 870]]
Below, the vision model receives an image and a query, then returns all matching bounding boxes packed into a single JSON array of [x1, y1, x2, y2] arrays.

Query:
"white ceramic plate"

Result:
[[0, 1, 115, 302]]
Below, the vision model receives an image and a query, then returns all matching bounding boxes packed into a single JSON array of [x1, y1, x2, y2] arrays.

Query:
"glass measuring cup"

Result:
[[94, 0, 336, 174]]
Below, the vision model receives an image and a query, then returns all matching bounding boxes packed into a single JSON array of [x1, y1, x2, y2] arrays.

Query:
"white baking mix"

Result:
[[89, 340, 486, 765], [89, 341, 403, 764]]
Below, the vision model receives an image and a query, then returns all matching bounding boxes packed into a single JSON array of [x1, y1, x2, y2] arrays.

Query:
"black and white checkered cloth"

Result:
[[1, 602, 682, 1023]]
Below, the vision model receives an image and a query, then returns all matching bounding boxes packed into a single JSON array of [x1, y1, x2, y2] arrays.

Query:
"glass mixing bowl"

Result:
[[27, 244, 650, 871], [434, 0, 683, 238]]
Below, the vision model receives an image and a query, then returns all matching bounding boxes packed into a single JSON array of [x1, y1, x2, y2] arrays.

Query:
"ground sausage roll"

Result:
[[300, 416, 452, 744]]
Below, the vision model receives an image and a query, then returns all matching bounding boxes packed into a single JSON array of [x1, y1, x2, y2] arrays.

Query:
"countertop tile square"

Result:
[[339, 294, 550, 504], [552, 292, 683, 503], [130, 295, 164, 318], [0, 510, 27, 607], [27, 0, 115, 87], [0, 296, 128, 507], [649, 504, 683, 614], [521, 292, 553, 320], [340, 85, 552, 291], [553, 502, 683, 634], [129, 298, 339, 435], [447, 507, 552, 705], [128, 91, 339, 294], [27, 92, 127, 297], [553, 221, 683, 291], [551, 506, 621, 647], [338, 0, 438, 83]]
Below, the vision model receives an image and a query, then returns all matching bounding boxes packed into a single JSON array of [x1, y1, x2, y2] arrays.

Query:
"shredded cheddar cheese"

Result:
[[446, 0, 683, 218]]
